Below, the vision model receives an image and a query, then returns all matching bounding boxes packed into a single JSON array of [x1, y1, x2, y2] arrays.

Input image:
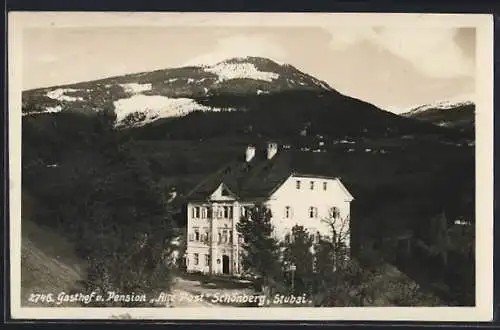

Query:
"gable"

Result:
[[335, 178, 354, 202], [209, 182, 238, 201]]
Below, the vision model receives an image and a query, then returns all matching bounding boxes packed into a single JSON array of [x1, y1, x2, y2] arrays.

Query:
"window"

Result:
[[223, 206, 233, 218], [222, 230, 228, 243], [193, 206, 200, 218], [218, 232, 222, 243], [205, 254, 210, 266], [314, 232, 321, 244], [202, 228, 210, 244], [310, 181, 315, 190], [323, 182, 327, 191], [329, 207, 340, 219], [217, 207, 224, 218], [284, 233, 291, 244], [296, 180, 301, 189], [309, 234, 316, 243], [201, 207, 207, 219], [194, 253, 199, 265], [284, 206, 292, 218], [229, 231, 233, 243], [194, 229, 200, 241], [309, 207, 318, 218]]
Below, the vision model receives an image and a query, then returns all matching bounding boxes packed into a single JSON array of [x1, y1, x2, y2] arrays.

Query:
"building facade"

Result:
[[185, 143, 354, 275]]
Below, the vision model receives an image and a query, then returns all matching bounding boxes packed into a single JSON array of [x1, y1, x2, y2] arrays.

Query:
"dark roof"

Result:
[[185, 149, 347, 202]]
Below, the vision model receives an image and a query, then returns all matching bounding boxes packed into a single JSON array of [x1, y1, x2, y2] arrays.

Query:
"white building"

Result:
[[184, 142, 354, 275]]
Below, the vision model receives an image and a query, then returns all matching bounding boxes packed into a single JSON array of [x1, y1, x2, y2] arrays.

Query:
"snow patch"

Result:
[[120, 83, 152, 94], [46, 105, 63, 113], [46, 88, 84, 102], [166, 78, 178, 83], [402, 94, 475, 116], [311, 79, 332, 90], [23, 105, 63, 116], [113, 95, 235, 126], [204, 62, 279, 82], [256, 89, 269, 95]]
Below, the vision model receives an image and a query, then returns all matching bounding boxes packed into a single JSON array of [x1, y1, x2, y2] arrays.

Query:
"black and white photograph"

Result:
[[8, 12, 493, 321]]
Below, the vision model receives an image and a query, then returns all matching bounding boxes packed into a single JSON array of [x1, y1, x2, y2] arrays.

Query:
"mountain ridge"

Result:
[[22, 56, 468, 142], [401, 96, 475, 134], [22, 56, 339, 127]]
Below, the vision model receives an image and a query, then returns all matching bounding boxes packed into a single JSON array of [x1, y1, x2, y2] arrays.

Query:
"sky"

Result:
[[22, 25, 476, 114]]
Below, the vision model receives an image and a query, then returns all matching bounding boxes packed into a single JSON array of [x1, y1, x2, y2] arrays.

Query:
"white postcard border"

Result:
[[8, 12, 494, 321]]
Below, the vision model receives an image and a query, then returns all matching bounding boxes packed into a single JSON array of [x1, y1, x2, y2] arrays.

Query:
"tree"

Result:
[[413, 211, 454, 280], [312, 210, 443, 307], [236, 205, 283, 300], [320, 208, 351, 268], [83, 147, 177, 307], [22, 107, 178, 307], [282, 225, 314, 295]]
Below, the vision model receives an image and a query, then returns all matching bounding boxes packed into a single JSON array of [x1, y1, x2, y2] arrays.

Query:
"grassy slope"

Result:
[[21, 193, 86, 307]]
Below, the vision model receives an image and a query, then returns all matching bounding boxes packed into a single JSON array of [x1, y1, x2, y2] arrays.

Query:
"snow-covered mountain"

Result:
[[401, 95, 475, 133], [22, 56, 334, 127], [402, 94, 474, 116]]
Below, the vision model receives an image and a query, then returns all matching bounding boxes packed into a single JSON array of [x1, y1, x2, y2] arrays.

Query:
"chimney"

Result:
[[267, 142, 278, 160], [245, 145, 256, 162]]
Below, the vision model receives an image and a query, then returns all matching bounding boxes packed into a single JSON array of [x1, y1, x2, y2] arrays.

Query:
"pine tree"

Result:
[[236, 205, 283, 298], [282, 225, 314, 295]]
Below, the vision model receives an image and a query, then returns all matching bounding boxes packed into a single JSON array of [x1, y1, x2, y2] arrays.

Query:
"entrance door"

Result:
[[222, 255, 230, 275]]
